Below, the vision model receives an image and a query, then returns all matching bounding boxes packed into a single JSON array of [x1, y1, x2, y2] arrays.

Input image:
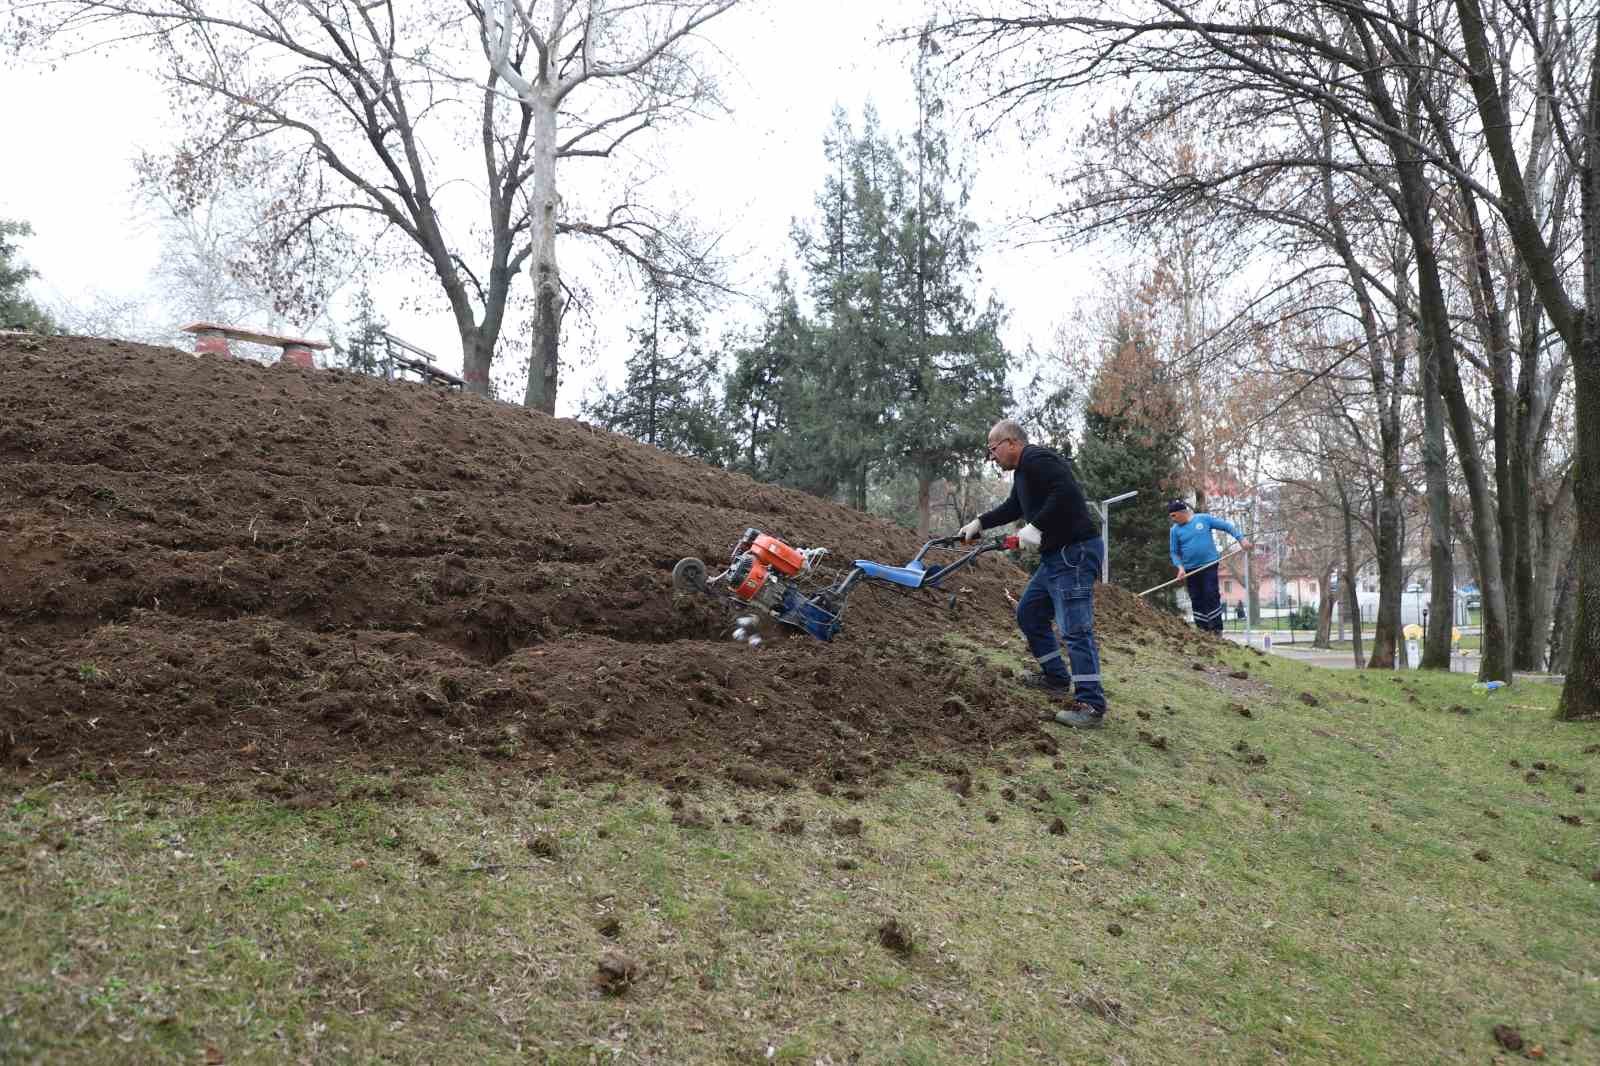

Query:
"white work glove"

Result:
[[958, 518, 982, 542], [1017, 523, 1042, 550]]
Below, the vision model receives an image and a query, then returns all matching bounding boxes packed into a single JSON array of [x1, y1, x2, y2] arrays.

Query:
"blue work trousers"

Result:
[[1015, 537, 1106, 711], [1186, 566, 1224, 632]]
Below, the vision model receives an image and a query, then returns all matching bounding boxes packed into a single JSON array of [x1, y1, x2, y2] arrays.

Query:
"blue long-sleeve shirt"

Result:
[[1169, 513, 1245, 569]]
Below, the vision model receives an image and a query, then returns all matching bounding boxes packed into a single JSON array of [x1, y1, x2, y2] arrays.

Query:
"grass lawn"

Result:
[[1221, 611, 1485, 640], [1314, 636, 1484, 654], [3, 640, 1596, 1064]]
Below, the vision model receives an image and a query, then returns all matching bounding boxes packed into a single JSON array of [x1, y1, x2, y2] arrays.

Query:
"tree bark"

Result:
[[917, 470, 933, 539], [1560, 325, 1600, 717], [1314, 562, 1334, 649], [525, 95, 561, 413], [1554, 31, 1600, 718], [1550, 549, 1579, 675], [1337, 468, 1365, 668], [1369, 484, 1402, 669], [1421, 333, 1455, 669], [1531, 470, 1574, 668]]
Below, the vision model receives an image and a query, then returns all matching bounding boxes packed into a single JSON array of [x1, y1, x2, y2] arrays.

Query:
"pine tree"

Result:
[[886, 35, 1010, 535], [0, 221, 56, 334], [331, 284, 387, 375], [722, 270, 831, 487], [724, 96, 1007, 527], [584, 276, 726, 465], [789, 106, 907, 510]]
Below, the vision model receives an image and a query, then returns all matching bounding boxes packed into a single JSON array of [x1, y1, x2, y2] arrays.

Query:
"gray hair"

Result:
[[989, 419, 1028, 445]]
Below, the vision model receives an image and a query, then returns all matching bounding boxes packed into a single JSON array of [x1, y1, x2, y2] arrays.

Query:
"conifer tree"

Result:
[[584, 273, 725, 465], [0, 221, 55, 334], [887, 34, 1010, 534], [722, 270, 823, 485], [1075, 315, 1184, 598], [331, 285, 387, 375]]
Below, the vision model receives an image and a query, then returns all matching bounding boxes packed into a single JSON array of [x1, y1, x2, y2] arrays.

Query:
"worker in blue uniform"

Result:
[[1168, 499, 1253, 633]]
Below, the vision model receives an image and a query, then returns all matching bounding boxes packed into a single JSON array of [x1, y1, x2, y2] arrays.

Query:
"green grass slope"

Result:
[[3, 637, 1596, 1065]]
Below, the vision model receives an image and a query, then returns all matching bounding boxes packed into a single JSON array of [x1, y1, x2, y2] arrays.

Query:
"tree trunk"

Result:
[[1435, 332, 1512, 682], [1369, 488, 1402, 669], [916, 470, 932, 538], [525, 96, 562, 413], [1421, 336, 1455, 669], [1550, 550, 1579, 675], [1532, 471, 1575, 669], [1494, 355, 1521, 669], [1558, 322, 1600, 718], [1337, 469, 1364, 668], [1509, 411, 1541, 669], [1314, 563, 1334, 649], [461, 330, 494, 398], [1344, 568, 1364, 669], [1556, 48, 1599, 713]]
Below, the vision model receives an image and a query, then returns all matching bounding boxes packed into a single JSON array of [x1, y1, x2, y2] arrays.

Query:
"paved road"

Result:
[[1220, 632, 1565, 683]]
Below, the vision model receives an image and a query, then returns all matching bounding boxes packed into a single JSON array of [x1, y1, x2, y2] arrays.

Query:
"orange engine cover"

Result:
[[732, 558, 770, 601], [750, 534, 805, 577]]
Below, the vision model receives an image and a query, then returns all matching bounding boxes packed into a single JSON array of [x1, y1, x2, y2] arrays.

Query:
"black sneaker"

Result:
[[1050, 703, 1106, 729], [1019, 673, 1073, 694]]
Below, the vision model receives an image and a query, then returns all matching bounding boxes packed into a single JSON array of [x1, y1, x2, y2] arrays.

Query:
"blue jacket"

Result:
[[1169, 513, 1245, 569]]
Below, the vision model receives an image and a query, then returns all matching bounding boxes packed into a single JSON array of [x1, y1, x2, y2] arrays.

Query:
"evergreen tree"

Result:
[[722, 95, 1009, 526], [722, 270, 829, 487], [790, 106, 907, 510], [0, 221, 56, 334], [584, 275, 726, 465], [886, 35, 1010, 534], [331, 284, 387, 375], [1074, 315, 1185, 600]]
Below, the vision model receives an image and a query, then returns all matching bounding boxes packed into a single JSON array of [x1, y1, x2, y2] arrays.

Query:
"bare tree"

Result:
[[923, 0, 1595, 686], [14, 0, 735, 405], [480, 0, 740, 411], [12, 0, 537, 393], [132, 143, 347, 349]]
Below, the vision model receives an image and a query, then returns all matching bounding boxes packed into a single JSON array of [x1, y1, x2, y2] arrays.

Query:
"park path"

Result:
[[1219, 632, 1563, 683]]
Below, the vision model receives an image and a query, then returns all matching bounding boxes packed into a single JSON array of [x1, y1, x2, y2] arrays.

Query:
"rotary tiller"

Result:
[[672, 527, 1019, 642]]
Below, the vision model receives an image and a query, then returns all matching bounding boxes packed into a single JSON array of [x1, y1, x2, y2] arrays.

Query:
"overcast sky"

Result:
[[0, 0, 1093, 415]]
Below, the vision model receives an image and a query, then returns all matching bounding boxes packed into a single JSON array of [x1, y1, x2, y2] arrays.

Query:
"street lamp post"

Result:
[[1098, 491, 1137, 583], [1245, 544, 1253, 649]]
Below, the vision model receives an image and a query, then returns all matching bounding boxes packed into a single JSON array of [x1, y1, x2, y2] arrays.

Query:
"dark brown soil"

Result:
[[1137, 730, 1169, 751], [876, 917, 914, 955], [594, 952, 641, 994], [1, 335, 1196, 792]]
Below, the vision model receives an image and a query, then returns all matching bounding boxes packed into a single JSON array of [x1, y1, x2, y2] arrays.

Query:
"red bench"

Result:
[[181, 322, 332, 368]]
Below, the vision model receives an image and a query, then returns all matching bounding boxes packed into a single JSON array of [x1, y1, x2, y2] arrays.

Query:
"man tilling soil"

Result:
[[960, 419, 1108, 730]]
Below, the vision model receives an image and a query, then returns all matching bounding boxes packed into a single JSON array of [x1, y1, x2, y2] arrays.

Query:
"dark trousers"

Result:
[[1186, 566, 1224, 632], [1016, 537, 1106, 711]]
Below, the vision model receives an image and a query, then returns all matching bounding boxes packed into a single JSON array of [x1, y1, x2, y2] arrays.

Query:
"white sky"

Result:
[[0, 0, 1093, 415]]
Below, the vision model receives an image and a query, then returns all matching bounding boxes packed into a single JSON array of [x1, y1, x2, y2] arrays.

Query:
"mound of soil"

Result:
[[1, 334, 1199, 790]]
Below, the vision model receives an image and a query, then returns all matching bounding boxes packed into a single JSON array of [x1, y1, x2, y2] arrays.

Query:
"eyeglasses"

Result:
[[985, 437, 1017, 456]]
